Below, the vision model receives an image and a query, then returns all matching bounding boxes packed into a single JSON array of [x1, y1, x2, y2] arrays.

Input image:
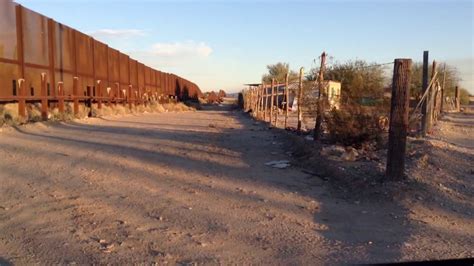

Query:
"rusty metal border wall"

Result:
[[0, 1, 202, 118]]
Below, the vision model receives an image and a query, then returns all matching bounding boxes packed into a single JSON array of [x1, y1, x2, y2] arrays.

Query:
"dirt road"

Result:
[[0, 105, 472, 264]]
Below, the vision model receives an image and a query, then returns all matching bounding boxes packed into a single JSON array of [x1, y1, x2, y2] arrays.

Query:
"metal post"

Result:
[[58, 82, 64, 113], [16, 5, 26, 119], [41, 73, 48, 120], [73, 77, 79, 116]]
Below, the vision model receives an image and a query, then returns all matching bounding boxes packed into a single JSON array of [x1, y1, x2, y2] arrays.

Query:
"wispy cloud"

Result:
[[149, 41, 213, 58], [88, 29, 148, 39]]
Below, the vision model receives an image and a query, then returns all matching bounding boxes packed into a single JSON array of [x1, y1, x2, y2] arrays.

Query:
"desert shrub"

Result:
[[326, 104, 386, 147]]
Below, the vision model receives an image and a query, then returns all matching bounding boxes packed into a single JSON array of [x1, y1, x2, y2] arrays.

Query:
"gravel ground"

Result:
[[0, 105, 472, 265]]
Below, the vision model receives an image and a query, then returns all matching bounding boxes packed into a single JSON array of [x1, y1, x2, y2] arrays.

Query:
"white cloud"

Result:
[[150, 41, 213, 58], [88, 29, 148, 39]]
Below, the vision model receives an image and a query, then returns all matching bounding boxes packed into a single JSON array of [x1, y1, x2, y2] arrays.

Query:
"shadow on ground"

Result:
[[0, 103, 471, 264]]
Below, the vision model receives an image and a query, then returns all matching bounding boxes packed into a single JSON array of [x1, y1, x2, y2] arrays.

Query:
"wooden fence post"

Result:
[[440, 63, 446, 113], [275, 83, 279, 127], [386, 59, 412, 180], [425, 60, 437, 133], [270, 78, 275, 126], [263, 82, 267, 121], [284, 73, 289, 129], [421, 51, 429, 136], [297, 67, 304, 132], [255, 86, 260, 118], [40, 73, 48, 120], [455, 86, 460, 112], [314, 52, 327, 140], [254, 87, 258, 117]]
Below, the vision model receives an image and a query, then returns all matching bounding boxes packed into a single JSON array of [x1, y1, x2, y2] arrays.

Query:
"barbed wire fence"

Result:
[[242, 51, 458, 179]]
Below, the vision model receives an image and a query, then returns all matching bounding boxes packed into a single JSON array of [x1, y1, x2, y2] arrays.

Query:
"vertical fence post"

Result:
[[40, 73, 48, 120], [255, 86, 260, 118], [297, 67, 304, 132], [386, 59, 412, 180], [421, 51, 429, 136], [263, 82, 267, 121], [73, 77, 79, 116], [86, 86, 92, 117], [18, 79, 26, 119], [16, 5, 26, 120], [455, 86, 460, 112], [253, 87, 258, 116], [58, 82, 64, 113], [427, 60, 437, 131], [271, 78, 277, 126], [47, 19, 56, 98], [270, 78, 275, 126], [97, 80, 102, 109], [284, 73, 289, 129], [314, 52, 327, 141], [128, 85, 133, 109], [440, 63, 446, 113]]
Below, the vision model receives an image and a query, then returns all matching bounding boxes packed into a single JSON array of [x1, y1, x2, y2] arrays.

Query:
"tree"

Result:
[[409, 62, 467, 103], [262, 62, 298, 83], [309, 60, 387, 101]]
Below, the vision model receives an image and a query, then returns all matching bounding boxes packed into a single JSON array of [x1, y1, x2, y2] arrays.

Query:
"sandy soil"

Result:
[[0, 105, 472, 265]]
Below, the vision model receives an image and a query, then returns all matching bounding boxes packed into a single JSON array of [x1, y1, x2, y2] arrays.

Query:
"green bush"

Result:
[[326, 105, 385, 147]]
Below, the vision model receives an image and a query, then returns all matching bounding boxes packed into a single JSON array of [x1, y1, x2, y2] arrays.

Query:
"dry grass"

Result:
[[0, 101, 194, 128]]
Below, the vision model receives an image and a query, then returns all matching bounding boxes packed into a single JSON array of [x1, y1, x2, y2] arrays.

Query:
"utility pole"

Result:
[[314, 51, 327, 141]]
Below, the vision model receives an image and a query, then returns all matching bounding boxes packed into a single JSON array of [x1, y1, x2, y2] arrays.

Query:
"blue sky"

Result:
[[15, 0, 473, 93]]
